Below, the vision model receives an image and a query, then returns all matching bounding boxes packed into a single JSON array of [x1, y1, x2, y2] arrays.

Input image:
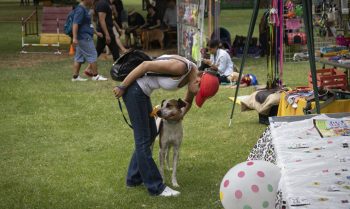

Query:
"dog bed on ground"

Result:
[[240, 89, 281, 115]]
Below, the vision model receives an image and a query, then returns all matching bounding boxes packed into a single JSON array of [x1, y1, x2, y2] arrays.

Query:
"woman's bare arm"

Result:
[[183, 67, 200, 114]]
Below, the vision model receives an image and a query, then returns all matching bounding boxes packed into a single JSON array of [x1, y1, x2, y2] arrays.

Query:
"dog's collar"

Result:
[[162, 119, 181, 124]]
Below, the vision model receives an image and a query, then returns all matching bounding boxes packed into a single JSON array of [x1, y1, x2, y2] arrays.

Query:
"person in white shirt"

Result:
[[202, 39, 234, 83]]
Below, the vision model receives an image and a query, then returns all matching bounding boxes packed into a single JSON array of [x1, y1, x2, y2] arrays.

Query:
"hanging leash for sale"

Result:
[[274, 21, 279, 88], [267, 16, 273, 89], [268, 5, 278, 88], [273, 0, 280, 87]]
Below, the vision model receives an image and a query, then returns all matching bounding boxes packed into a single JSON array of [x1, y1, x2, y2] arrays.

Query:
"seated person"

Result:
[[125, 9, 145, 47], [141, 5, 161, 29], [162, 0, 177, 31], [202, 39, 234, 84]]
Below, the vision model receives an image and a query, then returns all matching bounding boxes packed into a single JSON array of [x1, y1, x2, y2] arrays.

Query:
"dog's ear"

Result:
[[161, 99, 166, 107], [177, 98, 187, 109]]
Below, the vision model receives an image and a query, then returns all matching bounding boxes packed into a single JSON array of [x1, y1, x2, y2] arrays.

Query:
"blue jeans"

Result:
[[122, 82, 165, 195]]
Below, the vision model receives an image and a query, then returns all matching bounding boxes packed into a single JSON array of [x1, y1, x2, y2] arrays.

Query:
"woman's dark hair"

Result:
[[208, 39, 220, 48]]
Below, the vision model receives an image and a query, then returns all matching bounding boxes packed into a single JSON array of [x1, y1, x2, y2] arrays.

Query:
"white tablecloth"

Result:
[[272, 115, 350, 209], [248, 114, 350, 209]]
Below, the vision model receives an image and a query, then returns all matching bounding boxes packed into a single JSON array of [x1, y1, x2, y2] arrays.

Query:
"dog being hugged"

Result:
[[156, 98, 187, 187], [141, 29, 164, 50]]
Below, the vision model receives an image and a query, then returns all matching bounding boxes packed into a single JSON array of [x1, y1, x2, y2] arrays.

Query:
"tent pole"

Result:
[[229, 0, 261, 127], [208, 0, 212, 37], [302, 0, 320, 114]]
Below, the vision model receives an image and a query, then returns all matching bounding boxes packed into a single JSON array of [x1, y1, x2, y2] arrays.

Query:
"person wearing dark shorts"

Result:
[[95, 0, 120, 61]]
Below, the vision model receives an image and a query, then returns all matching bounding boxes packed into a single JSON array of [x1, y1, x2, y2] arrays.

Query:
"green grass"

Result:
[[0, 2, 318, 209]]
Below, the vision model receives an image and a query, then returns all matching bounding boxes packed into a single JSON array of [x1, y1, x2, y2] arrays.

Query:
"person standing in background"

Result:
[[110, 0, 128, 54], [95, 0, 120, 61], [84, 0, 127, 78], [72, 0, 107, 81], [113, 0, 125, 28]]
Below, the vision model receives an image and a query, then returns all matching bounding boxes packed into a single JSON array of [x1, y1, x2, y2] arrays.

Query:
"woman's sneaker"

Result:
[[159, 186, 180, 197], [92, 75, 108, 81], [72, 76, 88, 82]]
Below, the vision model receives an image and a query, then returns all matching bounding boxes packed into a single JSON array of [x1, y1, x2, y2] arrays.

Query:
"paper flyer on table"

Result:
[[313, 119, 350, 138]]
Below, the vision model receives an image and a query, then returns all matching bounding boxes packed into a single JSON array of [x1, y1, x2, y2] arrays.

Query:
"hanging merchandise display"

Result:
[[283, 0, 310, 63], [229, 0, 323, 127], [285, 1, 306, 46], [285, 0, 296, 18], [285, 18, 301, 30], [177, 0, 205, 65]]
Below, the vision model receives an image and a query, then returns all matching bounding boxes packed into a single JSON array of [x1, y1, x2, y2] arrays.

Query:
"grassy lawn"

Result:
[[0, 1, 318, 209]]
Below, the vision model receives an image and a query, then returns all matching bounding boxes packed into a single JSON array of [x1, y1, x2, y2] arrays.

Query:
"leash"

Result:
[[267, 23, 274, 88], [117, 98, 164, 135], [117, 98, 133, 129]]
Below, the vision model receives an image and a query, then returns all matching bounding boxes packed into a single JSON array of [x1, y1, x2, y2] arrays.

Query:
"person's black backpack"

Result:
[[110, 50, 152, 81], [110, 50, 183, 81]]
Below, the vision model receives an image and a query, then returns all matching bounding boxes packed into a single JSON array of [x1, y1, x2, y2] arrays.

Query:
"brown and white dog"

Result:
[[156, 99, 186, 187], [141, 29, 164, 50]]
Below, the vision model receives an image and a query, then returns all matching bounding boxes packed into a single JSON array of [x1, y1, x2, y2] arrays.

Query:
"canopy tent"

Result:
[[229, 0, 321, 126]]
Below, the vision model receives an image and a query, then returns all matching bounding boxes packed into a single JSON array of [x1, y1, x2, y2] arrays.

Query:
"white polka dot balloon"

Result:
[[220, 160, 281, 209]]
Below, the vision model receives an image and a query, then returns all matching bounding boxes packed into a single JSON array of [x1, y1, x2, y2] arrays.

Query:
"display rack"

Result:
[[176, 0, 205, 65], [311, 0, 337, 50], [283, 2, 308, 62], [284, 1, 341, 62]]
